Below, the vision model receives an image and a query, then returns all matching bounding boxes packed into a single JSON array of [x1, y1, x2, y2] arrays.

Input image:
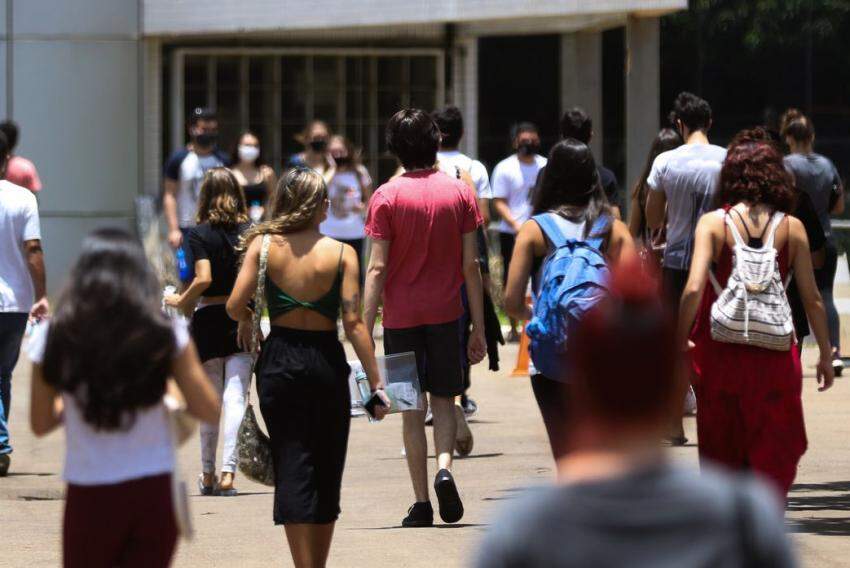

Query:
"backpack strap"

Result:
[[533, 213, 567, 249], [585, 214, 612, 251], [763, 212, 786, 249], [724, 212, 747, 248]]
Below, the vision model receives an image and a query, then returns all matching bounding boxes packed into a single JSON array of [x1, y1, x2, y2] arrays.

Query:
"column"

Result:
[[560, 31, 603, 160], [625, 15, 660, 192], [452, 36, 479, 159]]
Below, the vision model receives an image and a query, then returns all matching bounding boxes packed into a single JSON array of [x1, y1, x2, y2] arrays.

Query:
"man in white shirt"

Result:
[[491, 123, 547, 341], [0, 130, 48, 475]]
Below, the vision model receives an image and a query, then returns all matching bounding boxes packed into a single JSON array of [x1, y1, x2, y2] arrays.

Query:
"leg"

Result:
[[662, 268, 689, 441], [0, 313, 28, 456], [530, 374, 571, 460], [220, 354, 252, 479], [425, 320, 467, 469], [119, 475, 179, 568], [499, 233, 518, 340], [200, 358, 224, 484], [694, 385, 748, 473], [284, 523, 336, 568], [402, 396, 429, 502], [817, 241, 840, 352], [63, 483, 131, 568], [430, 395, 457, 471]]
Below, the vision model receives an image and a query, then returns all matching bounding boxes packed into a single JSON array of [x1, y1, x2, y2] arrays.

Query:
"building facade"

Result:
[[0, 0, 685, 290]]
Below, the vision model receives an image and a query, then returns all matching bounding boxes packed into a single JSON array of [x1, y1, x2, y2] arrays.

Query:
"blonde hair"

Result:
[[196, 168, 249, 227], [240, 167, 327, 248]]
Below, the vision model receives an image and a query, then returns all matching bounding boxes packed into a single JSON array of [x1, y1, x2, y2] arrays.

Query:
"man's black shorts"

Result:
[[384, 319, 464, 398]]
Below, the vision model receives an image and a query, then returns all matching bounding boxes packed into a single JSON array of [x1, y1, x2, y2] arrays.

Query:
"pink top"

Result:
[[5, 155, 42, 193], [365, 169, 482, 329]]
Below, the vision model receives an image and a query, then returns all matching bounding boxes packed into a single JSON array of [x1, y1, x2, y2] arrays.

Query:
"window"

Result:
[[173, 49, 444, 184]]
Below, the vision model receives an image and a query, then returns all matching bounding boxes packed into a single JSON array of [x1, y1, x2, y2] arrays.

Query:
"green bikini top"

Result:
[[266, 245, 343, 321]]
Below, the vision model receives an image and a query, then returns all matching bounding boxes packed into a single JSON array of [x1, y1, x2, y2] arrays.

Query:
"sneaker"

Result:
[[434, 469, 464, 523], [402, 501, 434, 527], [461, 397, 478, 417], [424, 409, 433, 426], [833, 356, 844, 378], [0, 453, 9, 477], [454, 404, 474, 457]]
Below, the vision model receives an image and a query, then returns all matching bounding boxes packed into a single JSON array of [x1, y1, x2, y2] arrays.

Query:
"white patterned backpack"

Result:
[[708, 210, 794, 351]]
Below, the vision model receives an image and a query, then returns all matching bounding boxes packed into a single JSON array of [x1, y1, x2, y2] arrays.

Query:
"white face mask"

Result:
[[238, 144, 260, 163]]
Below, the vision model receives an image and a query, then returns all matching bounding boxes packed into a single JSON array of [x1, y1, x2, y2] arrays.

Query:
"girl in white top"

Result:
[[28, 228, 219, 568], [319, 135, 373, 274]]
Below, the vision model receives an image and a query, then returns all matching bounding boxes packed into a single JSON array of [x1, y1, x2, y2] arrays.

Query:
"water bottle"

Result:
[[355, 368, 371, 405], [176, 247, 190, 282], [249, 200, 264, 223]]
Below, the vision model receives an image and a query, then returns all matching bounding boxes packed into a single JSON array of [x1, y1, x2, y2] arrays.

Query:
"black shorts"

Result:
[[384, 319, 464, 398]]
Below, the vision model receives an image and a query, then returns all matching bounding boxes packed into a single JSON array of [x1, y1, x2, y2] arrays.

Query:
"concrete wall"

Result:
[[1, 0, 141, 294]]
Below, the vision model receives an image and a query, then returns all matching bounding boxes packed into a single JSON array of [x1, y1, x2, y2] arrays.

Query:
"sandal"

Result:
[[198, 473, 216, 496]]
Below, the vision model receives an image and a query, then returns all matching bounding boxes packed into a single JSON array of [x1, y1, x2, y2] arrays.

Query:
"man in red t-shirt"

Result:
[[364, 109, 487, 527]]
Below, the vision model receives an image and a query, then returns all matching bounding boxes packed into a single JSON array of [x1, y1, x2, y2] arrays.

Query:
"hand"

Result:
[[163, 294, 181, 309], [29, 297, 49, 323], [168, 229, 183, 249], [371, 388, 391, 421], [237, 319, 255, 353], [467, 327, 487, 365], [816, 355, 835, 392]]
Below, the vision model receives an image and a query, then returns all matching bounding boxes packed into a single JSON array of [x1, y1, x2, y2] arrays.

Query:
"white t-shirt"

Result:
[[165, 149, 227, 228], [0, 180, 41, 313], [437, 150, 492, 198], [27, 318, 190, 486], [491, 154, 547, 234], [320, 168, 372, 240]]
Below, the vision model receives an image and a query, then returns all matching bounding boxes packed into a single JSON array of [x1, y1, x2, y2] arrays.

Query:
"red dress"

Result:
[[690, 235, 806, 498]]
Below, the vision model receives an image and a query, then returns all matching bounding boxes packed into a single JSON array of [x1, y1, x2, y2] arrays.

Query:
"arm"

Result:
[[363, 238, 389, 335], [162, 178, 183, 249], [29, 364, 63, 436], [504, 222, 539, 322], [831, 179, 845, 215], [493, 198, 520, 233], [627, 193, 643, 237], [24, 239, 49, 321], [605, 219, 637, 265], [645, 189, 667, 231], [789, 217, 834, 391], [463, 230, 487, 364], [676, 214, 719, 348], [171, 341, 221, 424], [165, 259, 212, 313]]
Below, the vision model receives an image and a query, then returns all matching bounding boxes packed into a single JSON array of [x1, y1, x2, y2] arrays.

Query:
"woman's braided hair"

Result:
[[239, 167, 327, 250]]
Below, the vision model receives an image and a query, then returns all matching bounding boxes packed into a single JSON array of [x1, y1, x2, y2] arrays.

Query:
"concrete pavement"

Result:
[[2, 337, 850, 567]]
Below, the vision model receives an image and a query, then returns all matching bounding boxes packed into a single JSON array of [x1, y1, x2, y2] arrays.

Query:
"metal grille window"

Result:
[[172, 49, 444, 184]]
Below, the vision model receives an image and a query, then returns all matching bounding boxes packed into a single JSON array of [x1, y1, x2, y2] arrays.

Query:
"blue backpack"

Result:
[[526, 213, 611, 380]]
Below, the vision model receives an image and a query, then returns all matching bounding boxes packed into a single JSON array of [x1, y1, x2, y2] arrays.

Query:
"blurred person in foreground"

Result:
[[476, 258, 796, 568], [0, 120, 42, 194]]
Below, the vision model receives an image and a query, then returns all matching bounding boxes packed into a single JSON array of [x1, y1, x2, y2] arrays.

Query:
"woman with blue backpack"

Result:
[[504, 138, 635, 459]]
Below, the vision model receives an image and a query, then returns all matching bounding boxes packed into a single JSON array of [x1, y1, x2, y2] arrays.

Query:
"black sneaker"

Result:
[[0, 453, 9, 477], [402, 501, 434, 527], [434, 469, 464, 523]]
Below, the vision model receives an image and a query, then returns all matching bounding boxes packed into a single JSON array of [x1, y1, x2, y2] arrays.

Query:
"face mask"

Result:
[[194, 132, 217, 148], [238, 145, 260, 163], [309, 139, 328, 153], [517, 141, 540, 157], [333, 155, 351, 166]]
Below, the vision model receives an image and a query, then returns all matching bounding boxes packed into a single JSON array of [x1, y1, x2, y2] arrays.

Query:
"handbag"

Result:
[[236, 234, 276, 486]]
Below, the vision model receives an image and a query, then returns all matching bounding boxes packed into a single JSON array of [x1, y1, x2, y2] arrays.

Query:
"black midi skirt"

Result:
[[256, 326, 352, 524]]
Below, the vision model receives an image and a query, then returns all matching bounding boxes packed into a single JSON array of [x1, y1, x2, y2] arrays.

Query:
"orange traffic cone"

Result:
[[511, 324, 531, 377]]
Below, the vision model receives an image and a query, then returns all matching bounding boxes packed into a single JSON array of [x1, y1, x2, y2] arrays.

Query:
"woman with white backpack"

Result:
[[678, 132, 834, 499], [504, 139, 634, 460]]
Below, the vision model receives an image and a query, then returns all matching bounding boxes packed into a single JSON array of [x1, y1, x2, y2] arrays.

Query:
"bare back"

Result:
[[266, 231, 343, 331]]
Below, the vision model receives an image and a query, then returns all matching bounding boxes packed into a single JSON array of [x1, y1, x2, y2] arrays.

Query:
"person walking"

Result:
[[781, 108, 845, 375], [28, 228, 220, 568], [319, 135, 372, 276], [503, 139, 633, 460], [678, 136, 834, 498], [364, 109, 487, 527], [163, 107, 229, 282], [285, 120, 334, 181], [645, 92, 726, 444], [492, 122, 547, 342], [627, 128, 683, 251], [230, 131, 276, 223], [476, 259, 796, 568], [227, 168, 388, 568], [0, 121, 42, 194], [165, 168, 252, 497], [0, 130, 48, 476]]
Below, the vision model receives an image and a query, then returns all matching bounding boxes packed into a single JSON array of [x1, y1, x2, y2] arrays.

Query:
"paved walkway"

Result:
[[2, 338, 850, 567]]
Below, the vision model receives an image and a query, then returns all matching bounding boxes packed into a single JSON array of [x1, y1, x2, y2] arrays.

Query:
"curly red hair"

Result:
[[715, 133, 796, 213]]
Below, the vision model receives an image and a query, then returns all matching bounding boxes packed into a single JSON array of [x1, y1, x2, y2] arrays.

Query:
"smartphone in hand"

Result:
[[363, 391, 388, 418]]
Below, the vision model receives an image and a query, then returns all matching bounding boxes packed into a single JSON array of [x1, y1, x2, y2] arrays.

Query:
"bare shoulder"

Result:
[[261, 165, 276, 179]]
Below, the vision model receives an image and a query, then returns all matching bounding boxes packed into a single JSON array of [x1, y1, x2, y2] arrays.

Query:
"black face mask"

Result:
[[309, 139, 328, 153], [194, 132, 217, 148], [517, 141, 540, 157], [333, 155, 351, 166]]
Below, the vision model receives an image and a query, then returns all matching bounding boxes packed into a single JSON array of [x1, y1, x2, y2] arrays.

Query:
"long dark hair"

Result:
[[631, 128, 683, 203], [42, 229, 175, 431], [533, 138, 610, 237]]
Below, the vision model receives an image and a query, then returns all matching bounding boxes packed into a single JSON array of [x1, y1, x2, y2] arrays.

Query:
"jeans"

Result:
[[815, 240, 840, 351], [200, 353, 253, 474], [0, 313, 28, 455]]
